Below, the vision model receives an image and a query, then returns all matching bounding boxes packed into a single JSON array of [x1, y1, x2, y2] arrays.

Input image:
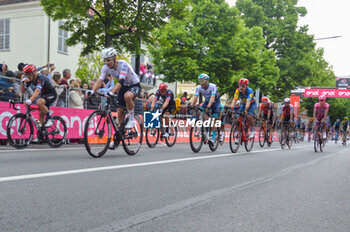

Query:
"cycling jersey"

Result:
[[334, 121, 341, 131], [25, 74, 56, 95], [233, 87, 255, 103], [99, 60, 140, 86], [194, 83, 220, 102], [313, 102, 329, 121], [281, 104, 294, 120], [154, 89, 176, 112], [341, 120, 349, 130], [259, 102, 273, 116]]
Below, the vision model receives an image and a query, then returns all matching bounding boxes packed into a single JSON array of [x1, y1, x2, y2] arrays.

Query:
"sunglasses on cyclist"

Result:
[[239, 85, 247, 88], [319, 99, 325, 102], [262, 101, 268, 103], [104, 58, 114, 63], [199, 79, 208, 84]]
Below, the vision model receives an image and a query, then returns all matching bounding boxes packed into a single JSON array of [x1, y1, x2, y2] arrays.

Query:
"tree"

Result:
[[75, 52, 129, 84], [236, 0, 335, 100], [40, 0, 188, 55], [149, 0, 279, 97]]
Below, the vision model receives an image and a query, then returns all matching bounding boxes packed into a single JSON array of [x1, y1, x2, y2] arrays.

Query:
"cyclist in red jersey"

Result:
[[313, 96, 329, 139], [279, 98, 294, 123], [258, 96, 274, 131]]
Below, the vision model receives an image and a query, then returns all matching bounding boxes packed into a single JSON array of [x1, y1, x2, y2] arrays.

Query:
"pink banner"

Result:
[[0, 101, 95, 139], [304, 88, 350, 98]]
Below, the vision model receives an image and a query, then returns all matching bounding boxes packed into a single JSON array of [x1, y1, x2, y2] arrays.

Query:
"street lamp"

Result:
[[314, 36, 342, 41]]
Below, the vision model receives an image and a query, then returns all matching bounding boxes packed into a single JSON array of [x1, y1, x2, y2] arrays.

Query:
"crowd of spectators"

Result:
[[139, 62, 158, 86]]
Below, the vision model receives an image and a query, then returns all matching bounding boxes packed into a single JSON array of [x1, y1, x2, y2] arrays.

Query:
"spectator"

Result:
[[52, 72, 64, 106], [69, 80, 84, 109], [140, 63, 147, 82], [75, 78, 82, 87], [17, 62, 27, 72], [152, 73, 157, 86], [89, 79, 96, 90], [57, 68, 71, 107], [69, 79, 75, 86], [0, 63, 8, 75], [82, 83, 89, 90], [147, 62, 152, 71]]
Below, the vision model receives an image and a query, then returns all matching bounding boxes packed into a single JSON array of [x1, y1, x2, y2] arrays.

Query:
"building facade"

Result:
[[0, 0, 82, 76]]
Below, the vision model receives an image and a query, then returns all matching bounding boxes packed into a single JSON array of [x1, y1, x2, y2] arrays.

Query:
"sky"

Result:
[[226, 0, 350, 77]]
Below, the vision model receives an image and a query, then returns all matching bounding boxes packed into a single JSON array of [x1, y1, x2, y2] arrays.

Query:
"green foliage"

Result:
[[75, 52, 129, 84], [236, 0, 335, 100], [40, 0, 189, 55], [149, 0, 279, 97]]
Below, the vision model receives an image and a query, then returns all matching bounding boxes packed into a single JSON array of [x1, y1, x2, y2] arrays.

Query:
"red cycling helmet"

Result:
[[319, 96, 326, 102], [261, 96, 268, 102], [159, 83, 168, 91], [238, 78, 249, 85], [23, 64, 37, 74]]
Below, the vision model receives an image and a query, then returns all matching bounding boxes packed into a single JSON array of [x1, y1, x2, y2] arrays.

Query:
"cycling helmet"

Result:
[[238, 78, 249, 85], [159, 83, 168, 91], [345, 117, 349, 120], [198, 73, 209, 81], [23, 64, 37, 75], [101, 47, 117, 59], [261, 96, 268, 102], [319, 95, 326, 102], [284, 98, 290, 103]]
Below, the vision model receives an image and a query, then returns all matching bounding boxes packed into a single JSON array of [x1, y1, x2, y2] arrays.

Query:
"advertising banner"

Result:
[[304, 88, 350, 98], [336, 77, 350, 88]]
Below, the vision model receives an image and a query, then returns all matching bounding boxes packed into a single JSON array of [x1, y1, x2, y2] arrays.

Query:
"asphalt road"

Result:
[[0, 141, 349, 232]]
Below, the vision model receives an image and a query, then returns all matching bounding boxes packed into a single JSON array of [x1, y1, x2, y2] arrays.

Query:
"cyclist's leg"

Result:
[[247, 102, 257, 137], [210, 102, 220, 141]]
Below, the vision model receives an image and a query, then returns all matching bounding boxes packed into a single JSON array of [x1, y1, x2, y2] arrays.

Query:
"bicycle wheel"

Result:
[[286, 132, 292, 149], [6, 113, 33, 149], [245, 126, 255, 152], [267, 128, 273, 147], [280, 129, 286, 149], [46, 116, 67, 148], [122, 115, 143, 155], [314, 132, 320, 152], [84, 110, 111, 158], [208, 127, 220, 152], [258, 127, 265, 148], [145, 128, 160, 148], [189, 121, 204, 153], [165, 121, 177, 147], [229, 123, 241, 153]]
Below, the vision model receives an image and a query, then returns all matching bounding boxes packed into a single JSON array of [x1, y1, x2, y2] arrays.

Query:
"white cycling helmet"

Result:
[[284, 97, 290, 103], [101, 47, 117, 59]]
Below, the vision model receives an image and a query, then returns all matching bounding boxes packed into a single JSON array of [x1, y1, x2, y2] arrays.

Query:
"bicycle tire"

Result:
[[145, 128, 160, 148], [190, 121, 204, 153], [245, 126, 255, 152], [208, 127, 220, 152], [46, 116, 67, 148], [314, 132, 319, 152], [229, 123, 241, 153], [122, 115, 143, 156], [84, 110, 111, 158], [165, 121, 178, 147], [6, 113, 33, 149], [258, 127, 265, 148]]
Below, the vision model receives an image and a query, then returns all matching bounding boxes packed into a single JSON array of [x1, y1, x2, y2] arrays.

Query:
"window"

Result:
[[58, 21, 68, 54], [0, 19, 10, 51]]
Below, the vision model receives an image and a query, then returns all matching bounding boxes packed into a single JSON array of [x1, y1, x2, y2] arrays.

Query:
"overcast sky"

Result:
[[226, 0, 350, 77]]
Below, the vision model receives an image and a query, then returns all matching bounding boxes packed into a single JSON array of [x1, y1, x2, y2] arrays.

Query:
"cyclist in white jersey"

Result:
[[90, 47, 141, 130], [191, 73, 221, 146]]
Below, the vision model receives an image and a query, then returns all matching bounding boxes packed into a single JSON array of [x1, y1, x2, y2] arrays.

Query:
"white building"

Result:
[[0, 0, 82, 77]]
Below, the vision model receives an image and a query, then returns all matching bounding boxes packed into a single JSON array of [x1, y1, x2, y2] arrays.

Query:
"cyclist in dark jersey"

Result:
[[151, 83, 176, 137], [21, 64, 57, 127]]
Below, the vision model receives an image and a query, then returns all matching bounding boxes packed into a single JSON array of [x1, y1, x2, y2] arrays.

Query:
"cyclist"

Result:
[[90, 47, 140, 129], [191, 73, 221, 145], [258, 96, 274, 132], [20, 64, 57, 127], [341, 117, 349, 145], [230, 78, 257, 138], [301, 121, 306, 140], [279, 98, 294, 134], [313, 96, 329, 139], [151, 83, 176, 137], [334, 119, 341, 143]]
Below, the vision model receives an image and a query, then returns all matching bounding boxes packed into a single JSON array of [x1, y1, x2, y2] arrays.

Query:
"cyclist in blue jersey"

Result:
[[191, 73, 221, 146], [230, 78, 257, 138]]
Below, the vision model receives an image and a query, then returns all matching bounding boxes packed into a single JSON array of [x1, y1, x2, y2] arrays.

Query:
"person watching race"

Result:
[[88, 47, 141, 149], [151, 83, 176, 138], [313, 96, 329, 139], [191, 73, 221, 146], [258, 96, 274, 132], [230, 78, 257, 138], [21, 64, 57, 127]]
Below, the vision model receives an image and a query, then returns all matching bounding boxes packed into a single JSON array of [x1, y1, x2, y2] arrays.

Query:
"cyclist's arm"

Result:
[[257, 107, 262, 119], [267, 109, 271, 120], [207, 95, 215, 108], [20, 78, 29, 94], [28, 88, 40, 103], [162, 99, 170, 111], [313, 106, 317, 120], [191, 96, 198, 106]]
